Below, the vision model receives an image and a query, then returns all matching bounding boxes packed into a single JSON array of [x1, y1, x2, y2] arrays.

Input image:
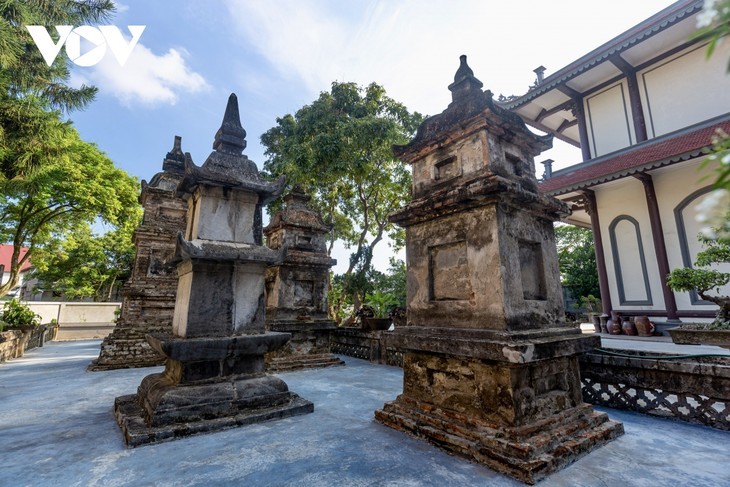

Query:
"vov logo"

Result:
[[26, 25, 146, 67]]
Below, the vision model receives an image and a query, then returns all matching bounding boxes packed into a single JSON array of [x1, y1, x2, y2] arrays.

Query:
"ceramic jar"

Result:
[[635, 316, 655, 337], [622, 316, 638, 336], [607, 311, 623, 335]]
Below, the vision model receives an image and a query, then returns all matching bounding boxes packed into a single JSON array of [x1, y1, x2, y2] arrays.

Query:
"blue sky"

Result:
[[64, 0, 677, 271]]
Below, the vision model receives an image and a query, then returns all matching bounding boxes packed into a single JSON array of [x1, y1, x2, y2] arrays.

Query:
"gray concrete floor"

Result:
[[1, 340, 729, 487]]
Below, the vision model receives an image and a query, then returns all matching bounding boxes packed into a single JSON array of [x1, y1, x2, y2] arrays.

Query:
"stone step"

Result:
[[267, 354, 345, 373]]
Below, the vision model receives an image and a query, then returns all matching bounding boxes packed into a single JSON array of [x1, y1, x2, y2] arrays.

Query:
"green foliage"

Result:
[[363, 290, 399, 318], [328, 258, 406, 322], [261, 81, 423, 309], [667, 233, 730, 327], [0, 1, 134, 299], [0, 1, 114, 113], [554, 224, 600, 303], [369, 258, 406, 308], [29, 216, 140, 301], [0, 122, 141, 298], [0, 299, 40, 328], [579, 295, 602, 315]]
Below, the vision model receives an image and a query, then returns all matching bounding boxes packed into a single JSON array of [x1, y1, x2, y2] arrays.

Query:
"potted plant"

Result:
[[666, 233, 730, 349], [357, 290, 398, 331]]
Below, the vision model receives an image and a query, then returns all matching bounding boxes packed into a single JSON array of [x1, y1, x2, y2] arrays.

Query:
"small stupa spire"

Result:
[[162, 135, 185, 173], [448, 55, 484, 103], [213, 93, 247, 155]]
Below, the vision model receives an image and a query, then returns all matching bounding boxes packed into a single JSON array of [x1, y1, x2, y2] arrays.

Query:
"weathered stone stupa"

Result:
[[114, 94, 313, 447], [374, 56, 623, 484], [90, 138, 188, 371], [263, 186, 344, 371]]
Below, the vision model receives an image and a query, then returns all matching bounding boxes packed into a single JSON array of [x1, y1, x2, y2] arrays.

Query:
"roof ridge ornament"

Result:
[[448, 55, 484, 103], [213, 93, 247, 155]]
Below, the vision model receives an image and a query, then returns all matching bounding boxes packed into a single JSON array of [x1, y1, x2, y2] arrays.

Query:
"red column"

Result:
[[582, 189, 612, 315], [634, 173, 679, 321]]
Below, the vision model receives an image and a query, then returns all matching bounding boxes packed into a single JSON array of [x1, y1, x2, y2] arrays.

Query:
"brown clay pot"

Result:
[[635, 316, 655, 337], [622, 317, 638, 336], [607, 311, 623, 335], [362, 317, 392, 331]]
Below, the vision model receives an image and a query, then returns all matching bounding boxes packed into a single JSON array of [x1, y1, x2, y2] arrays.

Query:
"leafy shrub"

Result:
[[1, 299, 40, 328], [363, 290, 399, 318]]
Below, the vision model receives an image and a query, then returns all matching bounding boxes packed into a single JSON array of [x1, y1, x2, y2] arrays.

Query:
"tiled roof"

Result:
[[539, 118, 730, 195], [0, 245, 31, 272], [500, 1, 702, 110]]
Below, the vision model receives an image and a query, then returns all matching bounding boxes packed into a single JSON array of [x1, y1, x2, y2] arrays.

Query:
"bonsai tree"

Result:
[[667, 233, 730, 328], [579, 295, 602, 318]]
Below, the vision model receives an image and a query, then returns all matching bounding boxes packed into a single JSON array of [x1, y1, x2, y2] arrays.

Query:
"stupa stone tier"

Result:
[[90, 137, 188, 371], [374, 56, 623, 484], [264, 187, 344, 371], [115, 94, 312, 447]]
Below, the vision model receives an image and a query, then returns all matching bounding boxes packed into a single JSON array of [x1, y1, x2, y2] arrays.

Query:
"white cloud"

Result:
[[224, 0, 676, 118], [82, 43, 209, 106]]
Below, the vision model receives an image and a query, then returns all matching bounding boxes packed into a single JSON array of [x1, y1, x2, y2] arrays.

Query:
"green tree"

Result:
[[667, 232, 730, 328], [261, 81, 422, 307], [554, 224, 600, 302], [1, 1, 114, 180], [0, 1, 114, 113], [0, 124, 140, 297], [29, 217, 139, 301], [0, 1, 131, 298], [370, 257, 406, 308]]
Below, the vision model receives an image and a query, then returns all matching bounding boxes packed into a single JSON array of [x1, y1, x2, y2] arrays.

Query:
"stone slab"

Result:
[[390, 326, 600, 364], [147, 332, 291, 362], [114, 391, 313, 448], [375, 396, 624, 485]]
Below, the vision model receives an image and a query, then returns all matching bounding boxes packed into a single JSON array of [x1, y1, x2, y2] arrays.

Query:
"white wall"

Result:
[[639, 41, 730, 138], [26, 301, 120, 324], [24, 301, 120, 340], [595, 178, 661, 311], [594, 158, 725, 317], [585, 80, 635, 157], [652, 160, 730, 310]]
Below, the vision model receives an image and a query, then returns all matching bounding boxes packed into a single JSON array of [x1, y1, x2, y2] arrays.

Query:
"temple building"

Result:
[[501, 0, 730, 329]]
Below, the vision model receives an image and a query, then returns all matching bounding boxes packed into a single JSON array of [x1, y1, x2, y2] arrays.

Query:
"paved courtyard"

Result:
[[1, 339, 729, 486]]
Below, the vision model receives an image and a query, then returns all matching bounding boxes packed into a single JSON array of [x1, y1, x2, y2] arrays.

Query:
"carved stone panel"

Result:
[[518, 240, 546, 301], [293, 280, 315, 307], [429, 241, 472, 301]]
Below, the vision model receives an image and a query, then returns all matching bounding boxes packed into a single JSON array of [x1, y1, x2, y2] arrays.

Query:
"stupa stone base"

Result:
[[89, 334, 166, 371], [375, 329, 624, 484], [265, 321, 345, 372], [114, 331, 314, 447], [115, 390, 313, 448], [376, 395, 623, 485]]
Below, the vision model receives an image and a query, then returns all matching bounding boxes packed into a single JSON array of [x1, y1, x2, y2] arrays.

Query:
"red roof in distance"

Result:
[[0, 245, 32, 272]]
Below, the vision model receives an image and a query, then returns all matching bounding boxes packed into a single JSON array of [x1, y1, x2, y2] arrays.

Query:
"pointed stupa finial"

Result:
[[213, 93, 247, 155], [448, 55, 483, 104], [284, 184, 310, 208], [162, 135, 185, 172]]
